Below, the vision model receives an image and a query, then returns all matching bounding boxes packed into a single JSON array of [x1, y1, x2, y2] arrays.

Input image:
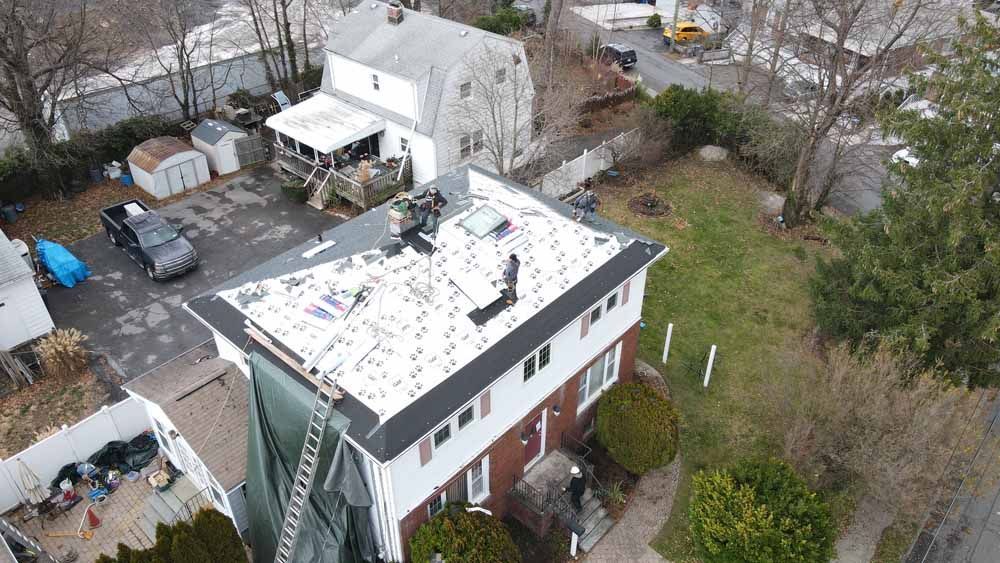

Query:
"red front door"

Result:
[[524, 412, 543, 467]]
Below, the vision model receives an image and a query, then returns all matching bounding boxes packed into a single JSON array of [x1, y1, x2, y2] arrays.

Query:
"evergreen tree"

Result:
[[812, 14, 1000, 386]]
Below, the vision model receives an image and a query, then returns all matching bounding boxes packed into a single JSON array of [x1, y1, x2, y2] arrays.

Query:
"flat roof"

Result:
[[265, 93, 384, 154], [186, 166, 666, 460]]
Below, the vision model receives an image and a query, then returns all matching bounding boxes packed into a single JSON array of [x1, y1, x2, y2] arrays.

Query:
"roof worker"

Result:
[[503, 254, 520, 305], [562, 466, 586, 512], [417, 186, 448, 236], [573, 190, 598, 222]]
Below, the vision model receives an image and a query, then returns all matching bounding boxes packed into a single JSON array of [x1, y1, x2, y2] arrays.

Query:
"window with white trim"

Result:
[[210, 485, 224, 505], [538, 343, 551, 370], [153, 419, 172, 453], [590, 306, 602, 326], [523, 355, 537, 381], [458, 405, 475, 430], [468, 457, 489, 502], [460, 81, 472, 99], [606, 291, 618, 312], [400, 137, 409, 153], [523, 342, 552, 382], [372, 74, 380, 90], [495, 68, 506, 84], [433, 425, 451, 448], [472, 130, 484, 152], [577, 342, 621, 408], [460, 134, 472, 159], [428, 492, 445, 517]]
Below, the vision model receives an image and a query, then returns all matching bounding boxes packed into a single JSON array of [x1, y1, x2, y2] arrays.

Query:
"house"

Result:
[[0, 229, 53, 351], [127, 165, 667, 560], [266, 1, 533, 210], [191, 119, 249, 176], [127, 137, 211, 199]]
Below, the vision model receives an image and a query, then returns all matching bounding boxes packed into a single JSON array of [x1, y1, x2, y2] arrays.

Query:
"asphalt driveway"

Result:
[[47, 166, 341, 380]]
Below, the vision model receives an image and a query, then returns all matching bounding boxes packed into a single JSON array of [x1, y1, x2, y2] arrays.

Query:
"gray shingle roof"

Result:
[[191, 119, 246, 145], [0, 228, 32, 289]]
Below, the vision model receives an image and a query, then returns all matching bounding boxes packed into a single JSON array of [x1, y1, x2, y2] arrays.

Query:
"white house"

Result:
[[266, 1, 534, 209], [144, 165, 669, 561], [0, 229, 53, 351], [191, 119, 248, 176], [127, 137, 211, 200]]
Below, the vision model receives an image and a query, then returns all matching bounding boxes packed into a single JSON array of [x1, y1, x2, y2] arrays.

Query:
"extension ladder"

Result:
[[273, 372, 339, 563]]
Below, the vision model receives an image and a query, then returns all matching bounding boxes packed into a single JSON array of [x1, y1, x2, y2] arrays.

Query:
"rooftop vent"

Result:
[[387, 1, 403, 25], [460, 30, 469, 37]]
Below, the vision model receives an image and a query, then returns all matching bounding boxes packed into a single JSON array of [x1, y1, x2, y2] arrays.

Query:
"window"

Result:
[[458, 406, 475, 429], [472, 130, 484, 152], [153, 419, 172, 453], [606, 292, 618, 312], [577, 342, 621, 408], [460, 81, 472, 99], [433, 424, 451, 448], [372, 74, 380, 91], [590, 306, 602, 326], [428, 493, 445, 517], [210, 486, 224, 505], [538, 343, 551, 370], [523, 355, 537, 381], [468, 458, 488, 501], [400, 137, 409, 153], [460, 134, 472, 159], [495, 68, 506, 84]]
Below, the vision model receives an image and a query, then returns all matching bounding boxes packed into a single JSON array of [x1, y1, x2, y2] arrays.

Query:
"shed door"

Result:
[[180, 160, 198, 190], [166, 165, 185, 195]]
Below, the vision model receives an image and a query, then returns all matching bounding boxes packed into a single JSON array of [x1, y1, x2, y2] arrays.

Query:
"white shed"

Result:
[[127, 137, 211, 199], [191, 119, 248, 176], [0, 229, 53, 351]]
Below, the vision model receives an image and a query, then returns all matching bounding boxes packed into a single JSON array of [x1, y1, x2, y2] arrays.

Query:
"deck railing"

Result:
[[276, 146, 412, 209], [170, 487, 216, 524]]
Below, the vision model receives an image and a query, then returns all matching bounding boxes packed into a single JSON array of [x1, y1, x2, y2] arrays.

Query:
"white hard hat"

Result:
[[570, 466, 581, 476]]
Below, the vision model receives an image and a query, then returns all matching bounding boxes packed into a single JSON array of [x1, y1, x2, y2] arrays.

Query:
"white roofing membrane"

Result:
[[265, 93, 385, 154], [219, 173, 631, 421]]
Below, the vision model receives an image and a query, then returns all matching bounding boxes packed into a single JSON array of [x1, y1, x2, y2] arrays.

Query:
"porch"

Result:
[[275, 144, 412, 210]]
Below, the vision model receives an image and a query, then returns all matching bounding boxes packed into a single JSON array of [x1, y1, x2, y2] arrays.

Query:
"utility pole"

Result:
[[670, 0, 681, 53]]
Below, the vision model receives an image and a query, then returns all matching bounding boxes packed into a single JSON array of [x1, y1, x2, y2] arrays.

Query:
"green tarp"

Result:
[[247, 353, 376, 562]]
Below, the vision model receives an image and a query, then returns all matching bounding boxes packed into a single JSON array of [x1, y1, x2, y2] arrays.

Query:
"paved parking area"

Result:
[[47, 166, 341, 380]]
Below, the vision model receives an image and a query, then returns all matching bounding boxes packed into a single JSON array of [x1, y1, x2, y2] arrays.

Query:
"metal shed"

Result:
[[127, 137, 211, 199], [191, 119, 248, 176], [0, 228, 53, 350]]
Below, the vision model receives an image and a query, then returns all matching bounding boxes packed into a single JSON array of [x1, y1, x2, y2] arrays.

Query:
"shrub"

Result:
[[473, 8, 525, 35], [689, 459, 836, 563], [36, 328, 88, 379], [281, 179, 308, 203], [410, 503, 521, 563], [651, 85, 724, 152], [595, 382, 679, 475], [97, 509, 247, 562], [647, 13, 662, 28]]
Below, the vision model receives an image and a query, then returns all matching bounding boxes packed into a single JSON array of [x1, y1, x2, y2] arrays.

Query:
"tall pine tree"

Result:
[[812, 14, 1000, 386]]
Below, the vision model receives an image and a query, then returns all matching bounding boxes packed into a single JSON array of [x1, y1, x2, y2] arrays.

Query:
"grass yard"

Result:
[[593, 156, 830, 561]]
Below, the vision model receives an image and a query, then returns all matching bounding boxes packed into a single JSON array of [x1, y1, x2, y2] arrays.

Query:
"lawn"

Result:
[[593, 156, 829, 561]]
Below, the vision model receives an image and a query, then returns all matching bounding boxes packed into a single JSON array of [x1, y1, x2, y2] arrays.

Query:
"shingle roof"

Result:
[[191, 119, 246, 145], [127, 137, 197, 173], [0, 228, 32, 289], [124, 343, 248, 491]]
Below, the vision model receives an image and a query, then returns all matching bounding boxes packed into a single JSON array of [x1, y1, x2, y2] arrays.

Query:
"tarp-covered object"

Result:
[[36, 239, 90, 288], [87, 432, 159, 473], [247, 352, 375, 563]]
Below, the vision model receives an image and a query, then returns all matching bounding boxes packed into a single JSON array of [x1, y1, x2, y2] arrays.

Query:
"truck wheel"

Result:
[[146, 265, 156, 280], [107, 228, 119, 246]]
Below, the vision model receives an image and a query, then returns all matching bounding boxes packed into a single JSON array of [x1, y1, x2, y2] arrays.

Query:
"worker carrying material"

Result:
[[503, 254, 520, 305], [573, 190, 598, 222], [417, 187, 448, 235]]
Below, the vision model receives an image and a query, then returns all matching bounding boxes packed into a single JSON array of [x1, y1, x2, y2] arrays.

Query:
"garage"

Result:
[[127, 137, 211, 200], [191, 119, 248, 176], [0, 229, 53, 351]]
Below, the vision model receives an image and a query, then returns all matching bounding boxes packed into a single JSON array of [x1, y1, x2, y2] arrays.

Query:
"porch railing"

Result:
[[170, 487, 216, 524], [276, 146, 412, 209]]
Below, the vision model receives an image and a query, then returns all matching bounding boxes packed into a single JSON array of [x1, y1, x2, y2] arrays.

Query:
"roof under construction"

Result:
[[127, 136, 198, 173], [185, 165, 666, 461]]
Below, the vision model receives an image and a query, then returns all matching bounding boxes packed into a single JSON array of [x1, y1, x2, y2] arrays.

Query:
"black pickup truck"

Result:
[[100, 200, 198, 281]]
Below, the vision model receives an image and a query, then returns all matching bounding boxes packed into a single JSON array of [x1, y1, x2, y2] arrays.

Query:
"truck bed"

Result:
[[101, 199, 150, 229]]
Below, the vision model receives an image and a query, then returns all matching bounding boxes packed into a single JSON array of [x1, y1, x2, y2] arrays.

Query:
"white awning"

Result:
[[265, 93, 384, 154]]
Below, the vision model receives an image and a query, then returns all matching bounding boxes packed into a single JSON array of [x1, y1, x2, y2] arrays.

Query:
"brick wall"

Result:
[[395, 321, 641, 560]]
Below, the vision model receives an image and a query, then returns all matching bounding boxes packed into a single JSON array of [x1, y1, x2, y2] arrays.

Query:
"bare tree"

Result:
[[136, 0, 211, 121]]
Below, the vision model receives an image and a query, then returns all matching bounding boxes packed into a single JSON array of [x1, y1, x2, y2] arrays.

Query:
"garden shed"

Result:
[[0, 228, 53, 350], [127, 137, 210, 199], [191, 119, 248, 175]]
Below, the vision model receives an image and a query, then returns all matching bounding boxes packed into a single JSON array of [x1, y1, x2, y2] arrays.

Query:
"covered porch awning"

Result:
[[265, 93, 385, 155]]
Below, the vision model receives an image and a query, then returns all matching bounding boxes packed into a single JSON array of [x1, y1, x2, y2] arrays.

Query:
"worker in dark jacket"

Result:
[[417, 187, 448, 234], [502, 254, 520, 305], [573, 190, 598, 222], [564, 465, 586, 511]]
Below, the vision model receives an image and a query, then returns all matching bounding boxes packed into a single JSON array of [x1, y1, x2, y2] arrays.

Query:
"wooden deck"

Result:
[[276, 146, 412, 210]]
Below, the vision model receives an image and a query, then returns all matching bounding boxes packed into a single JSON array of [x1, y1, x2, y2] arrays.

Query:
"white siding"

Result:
[[329, 54, 418, 121], [384, 269, 648, 520], [409, 133, 437, 185], [0, 278, 53, 350], [129, 166, 157, 198]]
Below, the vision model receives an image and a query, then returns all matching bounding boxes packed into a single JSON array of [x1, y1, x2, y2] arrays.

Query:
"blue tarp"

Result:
[[36, 239, 90, 288]]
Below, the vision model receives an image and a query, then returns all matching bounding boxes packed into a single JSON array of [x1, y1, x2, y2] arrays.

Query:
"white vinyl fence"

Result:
[[537, 129, 640, 199], [0, 398, 150, 513]]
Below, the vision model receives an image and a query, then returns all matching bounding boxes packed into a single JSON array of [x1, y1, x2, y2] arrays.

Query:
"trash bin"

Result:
[[89, 167, 103, 183], [121, 173, 133, 186], [1, 204, 16, 224]]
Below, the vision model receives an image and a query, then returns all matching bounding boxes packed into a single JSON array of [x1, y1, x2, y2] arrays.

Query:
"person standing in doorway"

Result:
[[503, 254, 520, 305], [564, 466, 586, 511], [417, 187, 448, 235]]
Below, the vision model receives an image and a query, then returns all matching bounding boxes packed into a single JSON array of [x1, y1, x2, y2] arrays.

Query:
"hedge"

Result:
[[95, 509, 247, 563], [596, 382, 679, 475], [689, 459, 836, 563], [410, 502, 521, 563]]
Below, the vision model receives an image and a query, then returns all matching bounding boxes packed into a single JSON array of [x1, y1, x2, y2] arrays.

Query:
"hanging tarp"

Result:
[[36, 239, 90, 288], [247, 352, 375, 563]]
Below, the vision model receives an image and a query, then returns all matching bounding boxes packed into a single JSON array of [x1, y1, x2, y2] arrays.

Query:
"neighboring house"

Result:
[[266, 1, 533, 209], [122, 345, 251, 538], [0, 229, 53, 351], [157, 165, 668, 561]]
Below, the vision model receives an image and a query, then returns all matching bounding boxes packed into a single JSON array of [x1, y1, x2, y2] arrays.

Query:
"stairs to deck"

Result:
[[127, 475, 207, 546]]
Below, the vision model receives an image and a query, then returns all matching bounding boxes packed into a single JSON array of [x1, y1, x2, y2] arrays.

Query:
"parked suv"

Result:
[[598, 43, 637, 69]]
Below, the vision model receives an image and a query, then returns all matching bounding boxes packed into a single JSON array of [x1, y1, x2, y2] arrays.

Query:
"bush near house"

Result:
[[647, 13, 662, 28], [281, 179, 309, 203], [689, 459, 836, 563], [474, 8, 527, 36], [95, 509, 247, 563], [595, 382, 678, 475], [410, 502, 521, 563]]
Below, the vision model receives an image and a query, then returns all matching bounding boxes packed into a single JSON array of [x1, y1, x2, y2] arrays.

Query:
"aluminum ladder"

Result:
[[273, 372, 338, 563], [0, 516, 59, 563]]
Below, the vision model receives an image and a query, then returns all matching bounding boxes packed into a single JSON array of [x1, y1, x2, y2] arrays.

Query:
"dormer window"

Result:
[[460, 81, 472, 99], [372, 74, 380, 91]]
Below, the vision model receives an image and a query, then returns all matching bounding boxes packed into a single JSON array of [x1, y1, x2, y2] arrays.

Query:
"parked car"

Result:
[[783, 79, 820, 101], [511, 4, 537, 26], [662, 21, 710, 45], [598, 43, 637, 69], [100, 200, 198, 281]]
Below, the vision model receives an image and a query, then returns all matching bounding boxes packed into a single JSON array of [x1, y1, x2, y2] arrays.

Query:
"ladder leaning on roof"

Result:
[[274, 371, 340, 563]]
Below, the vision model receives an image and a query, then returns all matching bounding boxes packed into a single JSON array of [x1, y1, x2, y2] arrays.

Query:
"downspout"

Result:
[[397, 80, 420, 182]]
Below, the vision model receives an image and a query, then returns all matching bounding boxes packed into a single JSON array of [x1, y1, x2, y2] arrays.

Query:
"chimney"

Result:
[[387, 1, 404, 25]]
